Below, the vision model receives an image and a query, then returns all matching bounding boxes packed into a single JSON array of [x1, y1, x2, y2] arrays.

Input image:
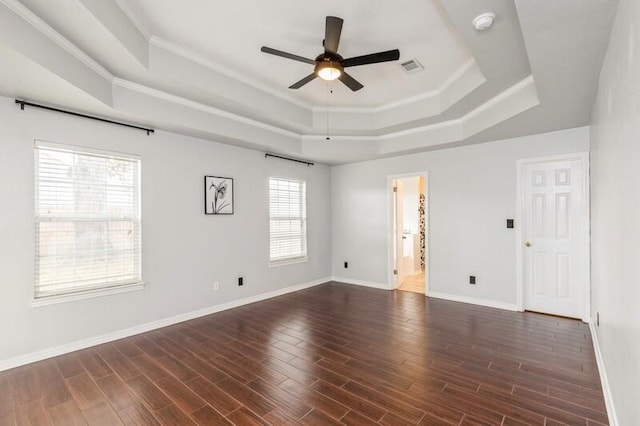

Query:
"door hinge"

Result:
[[393, 269, 397, 275], [393, 186, 397, 193]]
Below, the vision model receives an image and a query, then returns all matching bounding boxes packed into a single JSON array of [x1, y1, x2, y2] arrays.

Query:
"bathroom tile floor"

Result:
[[398, 272, 425, 294]]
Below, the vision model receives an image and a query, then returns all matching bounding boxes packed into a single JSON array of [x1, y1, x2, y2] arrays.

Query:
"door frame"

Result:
[[515, 152, 590, 322], [387, 171, 429, 293]]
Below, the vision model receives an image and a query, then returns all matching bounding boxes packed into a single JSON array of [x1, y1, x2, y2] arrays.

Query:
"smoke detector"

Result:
[[473, 13, 496, 31]]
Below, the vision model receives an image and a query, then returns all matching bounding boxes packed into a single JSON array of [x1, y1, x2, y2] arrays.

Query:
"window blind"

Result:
[[269, 177, 307, 264], [34, 143, 141, 299]]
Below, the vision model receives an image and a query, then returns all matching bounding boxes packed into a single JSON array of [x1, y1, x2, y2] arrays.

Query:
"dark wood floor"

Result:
[[0, 282, 608, 425]]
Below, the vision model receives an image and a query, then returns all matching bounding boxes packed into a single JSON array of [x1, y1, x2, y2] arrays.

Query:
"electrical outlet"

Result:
[[469, 275, 476, 285], [238, 277, 243, 286], [213, 282, 219, 291], [344, 261, 348, 268]]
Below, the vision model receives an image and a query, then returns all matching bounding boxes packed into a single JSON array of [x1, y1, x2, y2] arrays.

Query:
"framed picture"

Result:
[[204, 176, 234, 215]]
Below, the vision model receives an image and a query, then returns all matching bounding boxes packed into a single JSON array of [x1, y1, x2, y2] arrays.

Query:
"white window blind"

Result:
[[34, 143, 141, 299], [269, 177, 307, 264]]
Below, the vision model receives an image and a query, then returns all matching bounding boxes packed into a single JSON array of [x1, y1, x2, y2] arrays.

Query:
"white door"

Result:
[[520, 154, 589, 319]]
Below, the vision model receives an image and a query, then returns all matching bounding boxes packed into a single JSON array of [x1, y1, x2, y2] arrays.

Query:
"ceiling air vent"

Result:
[[400, 59, 424, 74]]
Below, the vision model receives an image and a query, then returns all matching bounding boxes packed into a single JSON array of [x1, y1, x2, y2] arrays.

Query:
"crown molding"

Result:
[[113, 73, 537, 158], [113, 78, 301, 139], [302, 119, 461, 143], [150, 36, 313, 111], [302, 75, 537, 149], [380, 118, 461, 141], [313, 59, 479, 115], [309, 59, 485, 131], [465, 75, 536, 121], [438, 59, 479, 96], [0, 0, 114, 83]]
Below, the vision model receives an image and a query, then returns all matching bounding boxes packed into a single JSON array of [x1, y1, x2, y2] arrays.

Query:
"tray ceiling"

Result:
[[0, 0, 618, 164]]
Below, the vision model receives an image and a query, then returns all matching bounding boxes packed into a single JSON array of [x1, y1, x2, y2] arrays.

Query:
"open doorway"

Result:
[[389, 173, 427, 294]]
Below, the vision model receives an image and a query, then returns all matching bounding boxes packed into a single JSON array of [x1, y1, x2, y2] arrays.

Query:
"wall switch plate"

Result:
[[238, 277, 243, 286], [213, 282, 219, 291], [470, 276, 476, 285], [344, 261, 348, 268]]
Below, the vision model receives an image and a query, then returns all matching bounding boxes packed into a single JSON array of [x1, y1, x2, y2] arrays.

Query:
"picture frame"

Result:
[[204, 176, 234, 215]]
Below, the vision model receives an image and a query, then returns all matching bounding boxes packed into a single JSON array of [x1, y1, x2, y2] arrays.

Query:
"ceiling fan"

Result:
[[260, 16, 400, 92]]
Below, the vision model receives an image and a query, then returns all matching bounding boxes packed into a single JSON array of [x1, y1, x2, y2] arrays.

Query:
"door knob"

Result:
[[524, 241, 531, 247]]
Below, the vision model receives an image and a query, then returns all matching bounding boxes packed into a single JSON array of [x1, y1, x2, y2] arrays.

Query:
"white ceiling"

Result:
[[0, 0, 619, 164], [119, 0, 473, 107]]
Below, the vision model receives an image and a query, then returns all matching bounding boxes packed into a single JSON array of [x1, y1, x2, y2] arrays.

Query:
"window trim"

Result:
[[268, 176, 308, 267], [268, 256, 308, 268], [33, 140, 143, 306], [31, 281, 145, 307]]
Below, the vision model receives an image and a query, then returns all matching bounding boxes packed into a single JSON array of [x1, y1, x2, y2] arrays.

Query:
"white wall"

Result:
[[0, 95, 331, 364], [590, 0, 640, 423], [332, 127, 589, 306]]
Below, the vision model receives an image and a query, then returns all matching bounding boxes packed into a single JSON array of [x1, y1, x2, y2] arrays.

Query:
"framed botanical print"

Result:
[[204, 176, 233, 215]]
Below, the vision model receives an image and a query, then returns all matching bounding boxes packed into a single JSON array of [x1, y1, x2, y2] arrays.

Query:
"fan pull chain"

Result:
[[326, 83, 332, 141]]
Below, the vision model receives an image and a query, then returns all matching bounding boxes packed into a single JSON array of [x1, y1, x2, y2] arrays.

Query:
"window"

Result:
[[269, 177, 307, 264], [34, 142, 142, 302]]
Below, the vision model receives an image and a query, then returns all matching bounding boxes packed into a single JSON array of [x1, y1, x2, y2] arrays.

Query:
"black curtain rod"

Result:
[[15, 100, 155, 135], [265, 153, 314, 166]]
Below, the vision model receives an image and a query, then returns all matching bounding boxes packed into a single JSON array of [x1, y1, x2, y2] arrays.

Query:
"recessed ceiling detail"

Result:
[[0, 0, 618, 164]]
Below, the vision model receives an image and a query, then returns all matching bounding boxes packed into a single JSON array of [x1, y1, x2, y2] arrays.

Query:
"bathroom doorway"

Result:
[[389, 173, 427, 294]]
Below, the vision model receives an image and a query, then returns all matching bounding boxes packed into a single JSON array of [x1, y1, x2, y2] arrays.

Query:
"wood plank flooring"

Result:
[[0, 282, 608, 425]]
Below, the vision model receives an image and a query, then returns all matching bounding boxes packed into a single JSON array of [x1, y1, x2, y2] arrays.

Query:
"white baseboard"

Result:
[[329, 279, 520, 315], [0, 277, 330, 372], [589, 322, 618, 426], [330, 276, 391, 290], [427, 291, 520, 312]]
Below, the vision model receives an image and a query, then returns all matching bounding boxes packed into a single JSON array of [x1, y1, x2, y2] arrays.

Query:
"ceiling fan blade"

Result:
[[289, 73, 318, 89], [324, 16, 344, 55], [342, 49, 400, 68], [338, 72, 364, 91], [260, 46, 317, 65]]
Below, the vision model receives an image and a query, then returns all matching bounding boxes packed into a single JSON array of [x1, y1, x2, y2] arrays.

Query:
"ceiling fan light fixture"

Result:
[[260, 16, 399, 91], [316, 61, 342, 81]]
